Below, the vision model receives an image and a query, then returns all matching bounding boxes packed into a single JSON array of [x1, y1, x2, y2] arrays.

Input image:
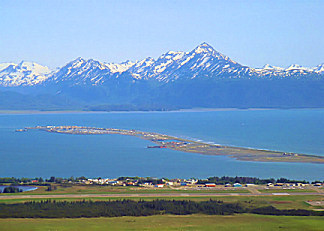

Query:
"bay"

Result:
[[0, 109, 323, 181]]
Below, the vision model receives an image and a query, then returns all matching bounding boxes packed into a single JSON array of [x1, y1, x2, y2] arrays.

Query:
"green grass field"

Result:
[[0, 214, 323, 231], [0, 185, 250, 196]]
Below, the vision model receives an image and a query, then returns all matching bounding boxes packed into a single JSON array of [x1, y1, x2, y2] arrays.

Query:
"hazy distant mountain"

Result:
[[0, 43, 323, 110], [0, 61, 51, 87]]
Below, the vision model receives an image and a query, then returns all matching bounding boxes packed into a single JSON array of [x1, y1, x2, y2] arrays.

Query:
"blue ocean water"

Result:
[[0, 109, 323, 181]]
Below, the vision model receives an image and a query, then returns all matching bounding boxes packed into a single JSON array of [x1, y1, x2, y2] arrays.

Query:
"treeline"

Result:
[[45, 176, 87, 184], [0, 186, 22, 193], [0, 200, 322, 218], [0, 177, 35, 184], [0, 176, 87, 185], [197, 176, 310, 185]]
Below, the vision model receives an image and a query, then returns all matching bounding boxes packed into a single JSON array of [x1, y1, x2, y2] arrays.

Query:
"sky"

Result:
[[0, 0, 323, 69]]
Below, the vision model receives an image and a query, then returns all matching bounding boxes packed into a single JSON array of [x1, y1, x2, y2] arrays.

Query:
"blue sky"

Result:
[[0, 0, 323, 68]]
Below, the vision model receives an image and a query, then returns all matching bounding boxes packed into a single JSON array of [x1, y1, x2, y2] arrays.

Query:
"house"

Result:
[[155, 184, 164, 188], [285, 183, 296, 187], [233, 183, 242, 187], [108, 181, 119, 186], [185, 179, 198, 185], [205, 183, 216, 187], [246, 184, 256, 187]]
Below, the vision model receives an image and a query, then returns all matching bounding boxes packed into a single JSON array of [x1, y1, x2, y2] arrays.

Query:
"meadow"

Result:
[[0, 214, 323, 231]]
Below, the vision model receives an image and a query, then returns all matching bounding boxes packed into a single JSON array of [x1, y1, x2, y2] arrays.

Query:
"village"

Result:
[[78, 177, 324, 191], [2, 175, 323, 192]]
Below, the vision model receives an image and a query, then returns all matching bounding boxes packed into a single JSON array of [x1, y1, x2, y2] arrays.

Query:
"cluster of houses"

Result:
[[266, 182, 323, 187], [15, 176, 324, 189], [79, 178, 323, 189], [80, 178, 253, 188], [82, 178, 199, 187]]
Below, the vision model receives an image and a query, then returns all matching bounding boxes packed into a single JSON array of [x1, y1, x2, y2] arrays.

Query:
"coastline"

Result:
[[0, 110, 110, 115], [1, 107, 323, 115]]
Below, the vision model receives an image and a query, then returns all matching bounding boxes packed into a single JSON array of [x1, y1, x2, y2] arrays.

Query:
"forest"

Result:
[[0, 200, 323, 218]]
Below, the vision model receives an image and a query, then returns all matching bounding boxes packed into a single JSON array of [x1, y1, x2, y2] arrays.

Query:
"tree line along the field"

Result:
[[0, 200, 323, 218]]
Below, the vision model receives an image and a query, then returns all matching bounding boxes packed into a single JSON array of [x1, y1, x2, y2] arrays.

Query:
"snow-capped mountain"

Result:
[[157, 43, 253, 81], [0, 43, 323, 87], [51, 57, 112, 85], [0, 61, 51, 86], [116, 43, 254, 82], [49, 58, 138, 85], [253, 63, 319, 78]]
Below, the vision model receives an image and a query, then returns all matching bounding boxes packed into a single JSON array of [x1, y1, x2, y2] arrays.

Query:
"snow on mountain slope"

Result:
[[123, 43, 254, 82], [0, 61, 51, 86], [51, 57, 116, 85], [253, 63, 321, 78], [126, 57, 155, 80], [312, 64, 324, 74], [0, 63, 15, 72], [104, 60, 135, 73], [124, 51, 186, 81], [165, 43, 254, 81], [52, 58, 139, 85]]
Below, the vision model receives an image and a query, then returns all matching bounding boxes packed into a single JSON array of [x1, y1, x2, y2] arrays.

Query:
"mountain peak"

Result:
[[199, 42, 213, 48], [65, 57, 86, 69], [70, 57, 85, 64], [286, 64, 312, 72], [287, 64, 302, 69], [194, 42, 215, 54], [18, 61, 36, 68]]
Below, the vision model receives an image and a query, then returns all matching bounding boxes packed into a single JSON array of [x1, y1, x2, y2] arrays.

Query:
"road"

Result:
[[0, 192, 323, 200]]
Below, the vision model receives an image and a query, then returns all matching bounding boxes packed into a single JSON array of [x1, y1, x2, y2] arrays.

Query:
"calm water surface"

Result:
[[0, 109, 323, 181]]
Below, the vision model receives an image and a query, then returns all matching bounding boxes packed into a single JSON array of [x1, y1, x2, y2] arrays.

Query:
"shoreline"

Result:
[[1, 107, 324, 115]]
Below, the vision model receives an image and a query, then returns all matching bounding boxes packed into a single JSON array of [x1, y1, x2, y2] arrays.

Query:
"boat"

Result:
[[147, 145, 167, 148], [15, 129, 27, 132]]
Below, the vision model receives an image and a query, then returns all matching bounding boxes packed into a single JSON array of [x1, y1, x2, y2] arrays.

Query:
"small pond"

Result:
[[0, 185, 38, 193]]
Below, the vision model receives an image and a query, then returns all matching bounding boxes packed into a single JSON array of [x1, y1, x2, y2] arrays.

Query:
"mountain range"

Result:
[[0, 43, 323, 110]]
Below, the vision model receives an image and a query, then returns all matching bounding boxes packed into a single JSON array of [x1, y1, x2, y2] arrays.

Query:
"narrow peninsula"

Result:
[[23, 126, 324, 164]]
